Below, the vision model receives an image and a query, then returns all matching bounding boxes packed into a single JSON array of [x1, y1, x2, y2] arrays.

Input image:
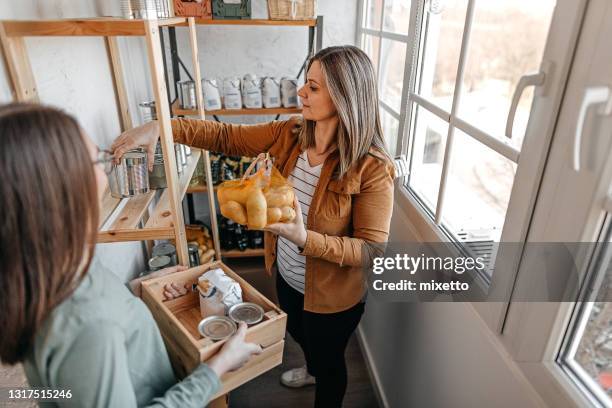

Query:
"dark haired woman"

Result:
[[113, 45, 395, 407], [0, 103, 261, 407]]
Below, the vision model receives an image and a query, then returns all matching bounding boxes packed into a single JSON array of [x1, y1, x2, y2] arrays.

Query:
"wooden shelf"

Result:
[[186, 184, 218, 193], [186, 18, 317, 27], [221, 248, 265, 258], [172, 100, 301, 117], [97, 149, 202, 243], [1, 17, 187, 37]]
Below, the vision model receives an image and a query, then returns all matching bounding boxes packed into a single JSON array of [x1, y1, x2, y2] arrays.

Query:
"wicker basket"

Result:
[[173, 0, 213, 18], [268, 0, 316, 20]]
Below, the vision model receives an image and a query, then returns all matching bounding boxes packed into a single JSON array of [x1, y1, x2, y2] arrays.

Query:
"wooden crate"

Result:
[[268, 0, 316, 20], [141, 261, 286, 399], [174, 0, 213, 18]]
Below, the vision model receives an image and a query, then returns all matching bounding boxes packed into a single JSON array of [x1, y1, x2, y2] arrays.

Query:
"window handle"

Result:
[[573, 86, 612, 171], [505, 71, 546, 139]]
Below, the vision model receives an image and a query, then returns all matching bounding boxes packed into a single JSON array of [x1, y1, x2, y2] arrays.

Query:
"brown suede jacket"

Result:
[[172, 117, 395, 313]]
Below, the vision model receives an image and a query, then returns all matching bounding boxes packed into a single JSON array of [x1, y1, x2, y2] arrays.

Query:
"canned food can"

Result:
[[228, 302, 264, 325], [152, 242, 177, 266], [108, 148, 149, 198], [148, 255, 171, 271], [178, 80, 197, 110], [188, 243, 200, 267], [197, 316, 237, 341]]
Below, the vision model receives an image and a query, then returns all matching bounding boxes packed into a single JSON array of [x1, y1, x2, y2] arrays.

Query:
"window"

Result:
[[558, 222, 612, 406], [358, 0, 412, 157], [359, 0, 557, 276]]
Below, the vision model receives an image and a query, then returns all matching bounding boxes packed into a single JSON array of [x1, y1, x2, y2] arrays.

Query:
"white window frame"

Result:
[[358, 0, 589, 334]]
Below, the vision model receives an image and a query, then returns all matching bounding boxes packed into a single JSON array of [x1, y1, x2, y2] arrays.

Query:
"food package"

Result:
[[217, 154, 296, 230], [281, 77, 299, 108], [223, 77, 242, 109], [262, 77, 281, 108], [241, 74, 263, 109], [197, 268, 242, 318], [202, 78, 222, 110]]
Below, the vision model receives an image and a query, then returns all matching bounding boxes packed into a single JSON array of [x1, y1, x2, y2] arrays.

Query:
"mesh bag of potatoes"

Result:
[[218, 153, 296, 230]]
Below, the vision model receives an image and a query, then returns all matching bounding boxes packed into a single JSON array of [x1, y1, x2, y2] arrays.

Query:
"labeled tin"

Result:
[[108, 148, 149, 198], [197, 316, 237, 341], [188, 243, 200, 267], [228, 302, 264, 325], [178, 80, 197, 110]]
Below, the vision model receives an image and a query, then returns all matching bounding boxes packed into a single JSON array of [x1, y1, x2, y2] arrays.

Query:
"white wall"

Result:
[[358, 196, 545, 408], [0, 0, 357, 280]]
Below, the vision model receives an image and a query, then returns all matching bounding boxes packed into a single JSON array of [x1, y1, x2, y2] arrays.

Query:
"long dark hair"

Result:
[[0, 103, 98, 364]]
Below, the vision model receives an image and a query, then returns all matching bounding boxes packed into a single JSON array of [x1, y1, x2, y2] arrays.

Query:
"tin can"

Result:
[[175, 144, 184, 175], [139, 100, 157, 122], [108, 148, 149, 198], [188, 243, 200, 267], [228, 302, 264, 325], [197, 316, 237, 341], [148, 255, 171, 271], [178, 80, 197, 110], [152, 242, 177, 266]]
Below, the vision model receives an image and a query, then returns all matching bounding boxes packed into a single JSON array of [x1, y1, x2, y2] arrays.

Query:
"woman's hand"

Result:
[[111, 121, 160, 171], [163, 282, 191, 300], [128, 265, 189, 298], [263, 195, 307, 248], [207, 322, 262, 377]]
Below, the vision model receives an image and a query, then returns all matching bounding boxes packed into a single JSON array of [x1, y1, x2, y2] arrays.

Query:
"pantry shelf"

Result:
[[0, 17, 186, 37], [221, 248, 265, 258], [97, 149, 201, 243], [186, 184, 218, 194], [185, 18, 317, 27], [172, 100, 302, 117]]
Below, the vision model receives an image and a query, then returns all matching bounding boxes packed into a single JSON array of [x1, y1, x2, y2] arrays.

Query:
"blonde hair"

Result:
[[298, 45, 392, 179]]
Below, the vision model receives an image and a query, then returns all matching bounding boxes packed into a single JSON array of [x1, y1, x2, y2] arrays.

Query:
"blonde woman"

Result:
[[113, 45, 395, 407]]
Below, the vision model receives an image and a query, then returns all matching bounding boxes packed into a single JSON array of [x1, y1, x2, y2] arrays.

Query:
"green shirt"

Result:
[[23, 257, 220, 407]]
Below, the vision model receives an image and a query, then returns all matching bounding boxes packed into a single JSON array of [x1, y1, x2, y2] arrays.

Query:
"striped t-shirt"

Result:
[[277, 150, 322, 293]]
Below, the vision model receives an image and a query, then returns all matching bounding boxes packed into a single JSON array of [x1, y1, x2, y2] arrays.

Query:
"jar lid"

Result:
[[152, 242, 176, 258], [148, 255, 171, 269], [188, 243, 199, 253], [197, 316, 237, 341], [228, 302, 264, 325]]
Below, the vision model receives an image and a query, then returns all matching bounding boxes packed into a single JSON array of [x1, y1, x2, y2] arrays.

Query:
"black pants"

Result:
[[276, 273, 365, 408]]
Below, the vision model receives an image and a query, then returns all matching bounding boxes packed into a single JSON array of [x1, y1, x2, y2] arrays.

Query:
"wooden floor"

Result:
[[228, 332, 379, 408]]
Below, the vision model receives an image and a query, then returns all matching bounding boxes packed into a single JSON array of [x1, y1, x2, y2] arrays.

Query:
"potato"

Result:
[[220, 201, 248, 225]]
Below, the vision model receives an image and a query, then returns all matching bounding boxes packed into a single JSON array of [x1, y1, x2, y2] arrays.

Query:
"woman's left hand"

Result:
[[128, 265, 189, 298], [263, 195, 308, 248]]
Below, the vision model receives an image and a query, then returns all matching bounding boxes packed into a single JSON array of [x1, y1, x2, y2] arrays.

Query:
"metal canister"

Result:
[[148, 255, 171, 271], [178, 80, 197, 110], [188, 243, 200, 267], [149, 141, 167, 189], [185, 145, 192, 157], [175, 144, 184, 175], [180, 145, 187, 166], [108, 148, 149, 198], [139, 101, 157, 122], [152, 242, 177, 266]]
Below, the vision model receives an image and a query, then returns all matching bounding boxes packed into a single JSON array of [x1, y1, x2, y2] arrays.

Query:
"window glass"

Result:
[[383, 0, 411, 34], [362, 34, 381, 75], [441, 129, 516, 244], [379, 38, 407, 113], [408, 104, 448, 212], [380, 108, 400, 156], [416, 0, 468, 112], [458, 0, 556, 146], [364, 0, 384, 30]]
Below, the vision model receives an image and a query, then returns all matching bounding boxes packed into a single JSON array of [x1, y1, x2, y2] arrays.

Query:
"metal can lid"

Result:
[[228, 302, 264, 325], [123, 149, 147, 166], [188, 243, 199, 253], [197, 316, 237, 341], [152, 242, 176, 257], [148, 255, 171, 270]]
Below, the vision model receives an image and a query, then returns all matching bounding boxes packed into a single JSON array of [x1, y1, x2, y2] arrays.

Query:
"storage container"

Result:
[[108, 148, 150, 198], [212, 0, 251, 19], [178, 80, 197, 110], [223, 77, 242, 109], [268, 0, 316, 20], [241, 74, 263, 109], [280, 77, 299, 107], [173, 0, 213, 18], [202, 79, 222, 111], [141, 261, 287, 398]]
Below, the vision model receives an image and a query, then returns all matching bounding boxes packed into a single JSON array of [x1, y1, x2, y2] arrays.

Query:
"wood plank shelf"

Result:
[[172, 100, 301, 117], [184, 19, 316, 27], [97, 149, 202, 243], [221, 248, 265, 258], [1, 17, 186, 37], [186, 184, 218, 193]]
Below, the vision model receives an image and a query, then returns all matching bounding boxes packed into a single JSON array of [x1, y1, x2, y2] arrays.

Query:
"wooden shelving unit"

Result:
[[167, 16, 323, 261], [221, 248, 265, 258], [172, 100, 301, 117], [0, 17, 198, 264], [186, 183, 218, 194]]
